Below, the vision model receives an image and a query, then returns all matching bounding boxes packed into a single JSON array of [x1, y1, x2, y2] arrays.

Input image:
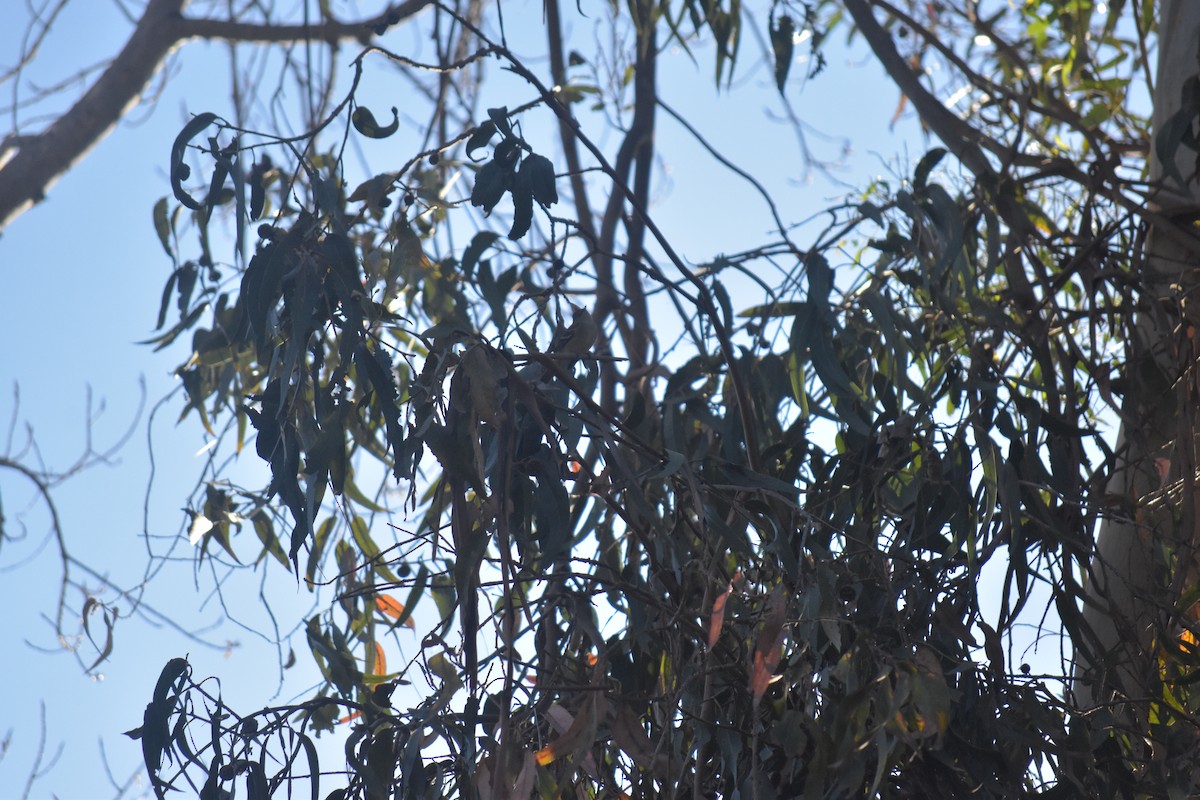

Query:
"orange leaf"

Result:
[[374, 595, 416, 628], [890, 92, 909, 128], [707, 582, 734, 649], [337, 710, 363, 724], [535, 698, 601, 768], [749, 585, 788, 700], [373, 642, 387, 676], [749, 648, 777, 699]]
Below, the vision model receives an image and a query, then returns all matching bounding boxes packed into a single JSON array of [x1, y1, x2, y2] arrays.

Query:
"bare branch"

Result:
[[0, 0, 433, 234], [840, 0, 992, 177], [176, 1, 429, 45]]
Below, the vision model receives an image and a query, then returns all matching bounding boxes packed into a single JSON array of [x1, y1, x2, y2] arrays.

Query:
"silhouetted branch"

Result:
[[0, 0, 432, 233]]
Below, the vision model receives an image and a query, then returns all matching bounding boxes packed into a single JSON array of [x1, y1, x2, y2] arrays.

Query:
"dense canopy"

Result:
[[7, 0, 1200, 797]]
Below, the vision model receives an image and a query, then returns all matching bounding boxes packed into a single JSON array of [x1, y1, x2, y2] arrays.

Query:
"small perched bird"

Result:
[[548, 304, 597, 359]]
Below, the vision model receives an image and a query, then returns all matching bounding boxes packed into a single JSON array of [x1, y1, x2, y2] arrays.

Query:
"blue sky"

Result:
[[0, 3, 935, 796]]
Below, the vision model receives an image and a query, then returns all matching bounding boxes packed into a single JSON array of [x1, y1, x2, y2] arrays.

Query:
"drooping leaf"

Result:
[[153, 264, 180, 331], [152, 196, 174, 259], [738, 301, 807, 318], [529, 447, 571, 562], [486, 106, 513, 138], [352, 105, 400, 139], [522, 152, 558, 207], [371, 642, 388, 676], [140, 658, 190, 799], [535, 696, 602, 766], [750, 586, 787, 701], [470, 158, 510, 215], [141, 303, 207, 352], [305, 616, 361, 696], [242, 390, 309, 562], [354, 342, 407, 481], [245, 761, 269, 800], [465, 120, 498, 158], [460, 231, 500, 280], [170, 112, 218, 210], [508, 161, 535, 240], [913, 147, 948, 191], [248, 155, 273, 220], [770, 14, 795, 93], [374, 595, 416, 629], [708, 581, 734, 648], [252, 511, 289, 569], [81, 596, 115, 672]]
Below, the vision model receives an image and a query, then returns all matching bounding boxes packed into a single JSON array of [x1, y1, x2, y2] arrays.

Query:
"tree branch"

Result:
[[840, 0, 992, 177], [175, 0, 430, 44], [0, 0, 432, 234]]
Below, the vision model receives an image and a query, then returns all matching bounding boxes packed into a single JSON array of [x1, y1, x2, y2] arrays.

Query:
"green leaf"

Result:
[[712, 278, 734, 329], [350, 515, 399, 585], [806, 252, 832, 303], [858, 201, 884, 226], [529, 449, 571, 562], [170, 112, 218, 211], [522, 153, 558, 207], [718, 461, 801, 495], [770, 14, 795, 93], [201, 136, 231, 222], [343, 470, 387, 513], [305, 517, 335, 587], [913, 147, 947, 191], [466, 120, 498, 158], [81, 597, 116, 672], [305, 617, 360, 696], [252, 511, 290, 569], [352, 105, 400, 139], [508, 162, 534, 240], [391, 564, 428, 631], [141, 303, 206, 351], [354, 342, 407, 482], [460, 231, 500, 280], [431, 574, 457, 629], [153, 266, 179, 331], [153, 197, 173, 259], [248, 156, 273, 220], [486, 106, 512, 138], [470, 158, 510, 215], [739, 301, 806, 318]]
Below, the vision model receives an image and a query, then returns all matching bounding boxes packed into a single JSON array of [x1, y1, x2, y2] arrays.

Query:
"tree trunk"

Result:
[[1073, 0, 1200, 728]]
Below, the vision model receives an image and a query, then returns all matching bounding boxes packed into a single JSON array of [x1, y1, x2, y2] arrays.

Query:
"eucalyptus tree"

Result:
[[114, 0, 1200, 797], [1071, 0, 1200, 774]]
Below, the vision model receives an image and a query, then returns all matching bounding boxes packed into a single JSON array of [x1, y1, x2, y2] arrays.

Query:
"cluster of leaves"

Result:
[[467, 107, 560, 240], [125, 1, 1200, 798]]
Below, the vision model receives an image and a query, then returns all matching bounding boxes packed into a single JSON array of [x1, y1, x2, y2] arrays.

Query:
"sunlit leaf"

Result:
[[374, 595, 416, 629], [707, 581, 733, 648]]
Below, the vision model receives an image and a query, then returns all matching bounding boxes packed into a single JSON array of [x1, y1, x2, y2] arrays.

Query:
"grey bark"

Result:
[[1072, 0, 1200, 721]]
